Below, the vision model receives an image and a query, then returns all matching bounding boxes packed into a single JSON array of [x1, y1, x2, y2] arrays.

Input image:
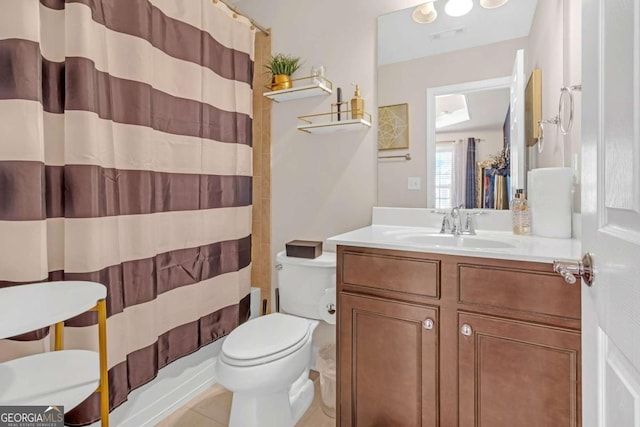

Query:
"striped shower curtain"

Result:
[[0, 0, 253, 424]]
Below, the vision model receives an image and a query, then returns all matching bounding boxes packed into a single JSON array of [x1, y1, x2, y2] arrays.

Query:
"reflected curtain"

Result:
[[465, 137, 477, 208], [0, 0, 254, 424], [452, 139, 468, 208]]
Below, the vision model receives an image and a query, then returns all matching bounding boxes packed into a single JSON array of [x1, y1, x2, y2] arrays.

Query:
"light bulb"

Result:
[[444, 0, 473, 17], [480, 0, 508, 8], [412, 2, 438, 24]]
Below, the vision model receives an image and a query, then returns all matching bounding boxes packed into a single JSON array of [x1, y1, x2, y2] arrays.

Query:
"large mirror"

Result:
[[426, 71, 521, 209], [377, 0, 581, 209]]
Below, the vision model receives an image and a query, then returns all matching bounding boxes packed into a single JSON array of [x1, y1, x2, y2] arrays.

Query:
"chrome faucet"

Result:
[[449, 204, 464, 235], [439, 204, 478, 235]]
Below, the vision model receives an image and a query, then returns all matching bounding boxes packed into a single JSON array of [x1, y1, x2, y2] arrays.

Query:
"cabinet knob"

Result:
[[460, 324, 473, 336], [422, 318, 434, 330]]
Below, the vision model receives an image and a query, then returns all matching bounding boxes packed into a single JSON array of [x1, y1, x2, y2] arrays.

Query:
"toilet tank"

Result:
[[276, 250, 336, 320]]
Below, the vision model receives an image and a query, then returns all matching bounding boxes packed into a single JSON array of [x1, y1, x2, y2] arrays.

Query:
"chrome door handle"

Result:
[[553, 252, 595, 286]]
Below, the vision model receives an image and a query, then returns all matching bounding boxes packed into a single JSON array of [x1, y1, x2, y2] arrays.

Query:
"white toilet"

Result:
[[216, 250, 336, 427]]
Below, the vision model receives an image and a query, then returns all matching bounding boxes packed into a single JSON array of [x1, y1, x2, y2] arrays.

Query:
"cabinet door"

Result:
[[338, 292, 438, 427], [458, 312, 581, 427]]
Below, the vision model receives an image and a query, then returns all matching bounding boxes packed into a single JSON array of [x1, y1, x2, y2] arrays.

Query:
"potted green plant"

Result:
[[265, 53, 301, 91]]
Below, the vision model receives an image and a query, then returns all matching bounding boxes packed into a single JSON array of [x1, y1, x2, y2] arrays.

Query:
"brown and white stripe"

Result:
[[0, 0, 254, 424]]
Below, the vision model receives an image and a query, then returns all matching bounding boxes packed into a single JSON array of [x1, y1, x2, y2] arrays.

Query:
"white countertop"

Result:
[[327, 224, 581, 264]]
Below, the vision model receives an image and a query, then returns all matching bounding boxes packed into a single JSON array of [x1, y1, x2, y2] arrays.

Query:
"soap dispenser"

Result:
[[350, 84, 364, 120], [510, 188, 531, 235]]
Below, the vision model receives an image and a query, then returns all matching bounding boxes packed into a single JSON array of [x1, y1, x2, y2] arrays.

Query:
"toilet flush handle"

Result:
[[326, 303, 336, 315]]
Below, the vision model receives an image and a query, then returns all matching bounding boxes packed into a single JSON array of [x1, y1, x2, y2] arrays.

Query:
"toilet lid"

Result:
[[222, 313, 311, 363]]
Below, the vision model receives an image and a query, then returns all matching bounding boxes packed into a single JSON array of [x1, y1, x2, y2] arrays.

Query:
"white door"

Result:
[[582, 1, 640, 426]]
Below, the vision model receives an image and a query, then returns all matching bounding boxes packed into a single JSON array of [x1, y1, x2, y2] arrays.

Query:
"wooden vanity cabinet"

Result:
[[337, 245, 581, 427]]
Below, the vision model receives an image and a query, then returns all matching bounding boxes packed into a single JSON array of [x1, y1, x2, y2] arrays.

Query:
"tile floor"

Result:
[[156, 371, 335, 427]]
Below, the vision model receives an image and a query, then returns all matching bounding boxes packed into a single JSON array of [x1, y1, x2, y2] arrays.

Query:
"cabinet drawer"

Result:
[[458, 264, 580, 320], [341, 251, 439, 298]]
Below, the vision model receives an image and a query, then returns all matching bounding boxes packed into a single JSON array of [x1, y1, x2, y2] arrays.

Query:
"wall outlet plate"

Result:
[[408, 177, 421, 190]]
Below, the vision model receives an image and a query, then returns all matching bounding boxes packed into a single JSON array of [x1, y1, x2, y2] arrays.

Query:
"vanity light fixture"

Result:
[[444, 0, 473, 17], [480, 0, 509, 9], [412, 2, 438, 24], [413, 0, 507, 25]]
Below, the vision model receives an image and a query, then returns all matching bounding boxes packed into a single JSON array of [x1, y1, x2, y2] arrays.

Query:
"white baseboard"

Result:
[[88, 339, 224, 427]]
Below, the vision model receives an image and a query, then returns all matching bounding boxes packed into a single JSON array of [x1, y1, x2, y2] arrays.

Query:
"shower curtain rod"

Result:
[[214, 0, 271, 36]]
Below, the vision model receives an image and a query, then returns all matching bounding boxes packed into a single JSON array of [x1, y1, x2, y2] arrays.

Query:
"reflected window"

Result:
[[435, 143, 454, 209]]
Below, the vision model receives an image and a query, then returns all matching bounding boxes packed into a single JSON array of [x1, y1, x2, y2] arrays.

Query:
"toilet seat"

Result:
[[221, 313, 312, 367]]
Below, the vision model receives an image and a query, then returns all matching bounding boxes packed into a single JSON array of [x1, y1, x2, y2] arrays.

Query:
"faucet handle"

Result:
[[440, 214, 451, 234], [460, 211, 484, 235], [463, 213, 476, 234]]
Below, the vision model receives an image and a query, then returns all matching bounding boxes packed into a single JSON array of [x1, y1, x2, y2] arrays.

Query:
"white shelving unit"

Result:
[[263, 76, 332, 102], [0, 281, 109, 426], [263, 75, 372, 133], [297, 110, 372, 134]]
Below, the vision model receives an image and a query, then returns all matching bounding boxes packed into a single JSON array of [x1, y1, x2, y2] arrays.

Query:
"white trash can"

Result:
[[316, 344, 336, 418]]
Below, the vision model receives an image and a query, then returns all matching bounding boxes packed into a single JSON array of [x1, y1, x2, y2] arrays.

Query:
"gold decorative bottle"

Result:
[[350, 84, 364, 120]]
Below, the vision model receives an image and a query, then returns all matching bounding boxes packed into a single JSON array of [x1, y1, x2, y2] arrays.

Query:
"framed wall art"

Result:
[[378, 103, 409, 150]]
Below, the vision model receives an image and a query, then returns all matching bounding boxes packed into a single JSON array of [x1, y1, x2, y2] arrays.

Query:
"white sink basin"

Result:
[[383, 230, 518, 249]]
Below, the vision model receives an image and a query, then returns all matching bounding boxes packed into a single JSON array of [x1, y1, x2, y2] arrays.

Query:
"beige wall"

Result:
[[526, 0, 581, 170], [234, 0, 423, 301], [377, 38, 527, 207], [526, 0, 581, 208], [525, 0, 564, 169]]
